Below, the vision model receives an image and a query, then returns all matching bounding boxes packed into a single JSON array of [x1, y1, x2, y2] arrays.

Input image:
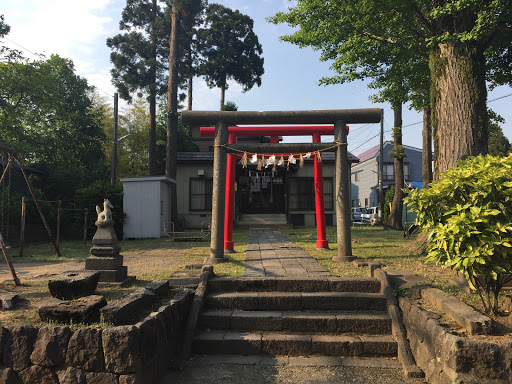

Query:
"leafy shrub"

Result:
[[405, 154, 512, 315], [383, 186, 395, 222]]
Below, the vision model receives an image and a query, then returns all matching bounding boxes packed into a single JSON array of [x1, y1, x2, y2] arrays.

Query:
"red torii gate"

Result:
[[200, 125, 350, 251]]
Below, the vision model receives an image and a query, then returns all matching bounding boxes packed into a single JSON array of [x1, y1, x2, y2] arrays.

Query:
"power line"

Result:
[[3, 36, 42, 57], [489, 92, 512, 103]]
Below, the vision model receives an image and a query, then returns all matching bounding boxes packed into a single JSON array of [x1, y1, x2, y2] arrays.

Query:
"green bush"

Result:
[[405, 154, 512, 315], [383, 186, 395, 222]]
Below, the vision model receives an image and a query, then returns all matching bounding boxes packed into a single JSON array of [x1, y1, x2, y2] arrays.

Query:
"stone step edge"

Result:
[[208, 277, 381, 293], [205, 292, 387, 312], [192, 331, 397, 357], [199, 309, 392, 333]]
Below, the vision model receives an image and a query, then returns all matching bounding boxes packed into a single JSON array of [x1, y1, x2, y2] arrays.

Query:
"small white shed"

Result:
[[121, 176, 176, 238]]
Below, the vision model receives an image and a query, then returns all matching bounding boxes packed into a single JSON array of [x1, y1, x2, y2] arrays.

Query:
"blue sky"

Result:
[[3, 0, 511, 155]]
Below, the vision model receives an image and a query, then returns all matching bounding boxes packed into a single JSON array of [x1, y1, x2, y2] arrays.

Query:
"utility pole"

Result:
[[111, 93, 119, 185], [379, 109, 384, 222]]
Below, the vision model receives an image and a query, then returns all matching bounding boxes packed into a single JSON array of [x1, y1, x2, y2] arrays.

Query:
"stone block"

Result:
[[85, 255, 123, 270], [261, 334, 312, 356], [0, 326, 5, 361], [48, 271, 100, 300], [102, 325, 140, 374], [192, 331, 225, 354], [422, 288, 492, 335], [2, 326, 38, 372], [206, 292, 259, 310], [137, 314, 158, 362], [118, 374, 137, 384], [328, 277, 381, 293], [56, 366, 87, 384], [275, 278, 329, 292], [223, 332, 262, 355], [359, 335, 397, 356], [257, 292, 302, 310], [96, 267, 128, 283], [444, 336, 506, 379], [39, 295, 107, 324], [200, 310, 232, 329], [85, 372, 118, 384], [18, 366, 58, 384], [30, 326, 72, 366], [0, 368, 20, 384], [145, 280, 169, 297], [100, 288, 156, 325], [66, 328, 104, 372], [231, 311, 282, 331], [0, 290, 19, 310], [311, 335, 362, 356], [282, 313, 337, 333]]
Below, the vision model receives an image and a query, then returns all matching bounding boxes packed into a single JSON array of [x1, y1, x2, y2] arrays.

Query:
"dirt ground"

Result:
[[0, 245, 205, 326], [158, 356, 423, 384]]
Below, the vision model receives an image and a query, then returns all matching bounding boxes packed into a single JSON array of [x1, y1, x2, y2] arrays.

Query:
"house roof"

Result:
[[355, 141, 423, 164]]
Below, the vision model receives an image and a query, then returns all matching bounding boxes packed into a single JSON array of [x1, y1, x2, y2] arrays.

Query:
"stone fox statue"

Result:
[[96, 199, 113, 222]]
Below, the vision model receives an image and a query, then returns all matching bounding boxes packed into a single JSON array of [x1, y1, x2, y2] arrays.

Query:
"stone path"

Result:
[[243, 229, 331, 277]]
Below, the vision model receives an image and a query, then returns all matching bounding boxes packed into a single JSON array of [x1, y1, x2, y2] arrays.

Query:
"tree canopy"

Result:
[[270, 0, 512, 177], [197, 3, 264, 109]]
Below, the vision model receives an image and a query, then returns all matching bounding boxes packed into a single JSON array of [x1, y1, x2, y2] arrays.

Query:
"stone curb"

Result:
[[421, 287, 492, 335], [373, 268, 424, 379], [176, 265, 214, 369]]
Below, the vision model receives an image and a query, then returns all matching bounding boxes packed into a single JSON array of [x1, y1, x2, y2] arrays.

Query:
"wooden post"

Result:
[[17, 159, 61, 257], [57, 200, 62, 247], [83, 208, 88, 245], [0, 234, 21, 286], [19, 197, 26, 258]]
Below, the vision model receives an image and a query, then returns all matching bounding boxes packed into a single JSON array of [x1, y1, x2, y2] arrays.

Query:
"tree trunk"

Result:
[[148, 0, 158, 176], [422, 106, 432, 188], [187, 73, 193, 111], [430, 43, 487, 180], [387, 103, 404, 230], [220, 82, 225, 111], [167, 6, 180, 225], [148, 92, 157, 176], [187, 41, 193, 111]]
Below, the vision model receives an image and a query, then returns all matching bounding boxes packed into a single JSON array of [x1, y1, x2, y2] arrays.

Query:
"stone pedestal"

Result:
[[85, 219, 133, 285]]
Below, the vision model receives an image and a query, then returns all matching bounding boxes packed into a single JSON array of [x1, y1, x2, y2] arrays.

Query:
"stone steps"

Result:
[[194, 277, 396, 359], [192, 331, 397, 357], [200, 309, 392, 334], [206, 292, 387, 311], [208, 277, 381, 293], [238, 214, 287, 225]]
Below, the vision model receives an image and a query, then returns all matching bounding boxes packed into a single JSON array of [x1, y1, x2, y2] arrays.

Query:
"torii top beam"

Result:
[[182, 109, 382, 126], [200, 126, 349, 137]]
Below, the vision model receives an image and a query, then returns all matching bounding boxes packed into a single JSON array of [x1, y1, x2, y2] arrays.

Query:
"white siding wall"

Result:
[[122, 177, 176, 238], [351, 160, 378, 207]]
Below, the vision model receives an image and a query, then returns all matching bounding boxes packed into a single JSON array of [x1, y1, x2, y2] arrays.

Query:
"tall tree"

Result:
[[387, 103, 405, 230], [107, 0, 170, 176], [0, 55, 108, 197], [270, 1, 512, 178], [198, 3, 264, 109]]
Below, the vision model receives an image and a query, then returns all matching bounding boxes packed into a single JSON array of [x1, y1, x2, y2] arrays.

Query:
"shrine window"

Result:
[[190, 178, 213, 211], [288, 178, 333, 211]]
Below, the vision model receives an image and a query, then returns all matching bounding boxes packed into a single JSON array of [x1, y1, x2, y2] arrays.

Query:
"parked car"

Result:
[[351, 207, 366, 222], [361, 207, 379, 225]]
